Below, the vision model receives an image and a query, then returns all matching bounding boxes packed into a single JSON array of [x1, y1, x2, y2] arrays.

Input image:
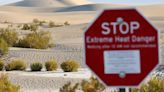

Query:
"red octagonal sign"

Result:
[[84, 8, 159, 87]]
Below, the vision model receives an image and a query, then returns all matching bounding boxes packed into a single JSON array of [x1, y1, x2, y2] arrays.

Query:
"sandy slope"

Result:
[[138, 4, 164, 17], [54, 4, 128, 12], [0, 10, 96, 24], [8, 0, 91, 7], [0, 4, 163, 24]]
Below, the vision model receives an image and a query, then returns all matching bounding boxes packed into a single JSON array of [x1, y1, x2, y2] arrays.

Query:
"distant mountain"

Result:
[[8, 0, 91, 7]]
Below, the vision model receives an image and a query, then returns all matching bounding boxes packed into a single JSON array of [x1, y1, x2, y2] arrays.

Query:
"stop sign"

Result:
[[84, 8, 159, 87]]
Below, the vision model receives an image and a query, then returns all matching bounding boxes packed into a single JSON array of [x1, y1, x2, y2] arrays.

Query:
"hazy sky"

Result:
[[0, 0, 164, 5]]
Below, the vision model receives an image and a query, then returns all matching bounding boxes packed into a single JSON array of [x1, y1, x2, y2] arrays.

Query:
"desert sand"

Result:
[[0, 0, 164, 92]]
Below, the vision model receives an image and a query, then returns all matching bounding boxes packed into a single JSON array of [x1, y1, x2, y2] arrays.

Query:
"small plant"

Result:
[[61, 60, 79, 72], [45, 60, 58, 71], [81, 77, 106, 92], [8, 24, 13, 28], [5, 59, 26, 71], [22, 24, 30, 30], [49, 21, 55, 28], [131, 77, 164, 92], [0, 74, 20, 92], [61, 77, 106, 92], [0, 28, 18, 46], [33, 18, 40, 24], [0, 38, 8, 56], [60, 82, 79, 92], [64, 21, 70, 26], [39, 21, 46, 26], [17, 31, 51, 49], [0, 60, 4, 71], [4, 20, 10, 24], [30, 24, 39, 32], [17, 24, 22, 28], [30, 62, 43, 71]]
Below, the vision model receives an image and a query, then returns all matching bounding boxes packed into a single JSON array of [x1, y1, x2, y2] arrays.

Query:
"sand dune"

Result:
[[8, 0, 91, 7], [0, 10, 96, 24], [3, 3, 164, 17], [9, 0, 64, 7], [53, 4, 164, 17], [138, 4, 164, 17], [0, 4, 163, 24], [55, 4, 128, 12], [57, 0, 91, 6]]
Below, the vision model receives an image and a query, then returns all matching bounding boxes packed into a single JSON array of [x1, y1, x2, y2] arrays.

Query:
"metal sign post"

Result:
[[119, 88, 126, 92]]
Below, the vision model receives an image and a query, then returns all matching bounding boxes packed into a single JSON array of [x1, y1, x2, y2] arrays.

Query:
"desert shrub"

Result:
[[0, 60, 4, 71], [0, 38, 8, 55], [22, 24, 30, 30], [0, 74, 20, 92], [60, 77, 105, 92], [49, 21, 64, 27], [17, 24, 22, 28], [4, 20, 10, 24], [0, 28, 18, 46], [64, 21, 70, 26], [8, 24, 13, 28], [39, 20, 46, 26], [60, 82, 79, 92], [5, 59, 26, 71], [33, 18, 40, 24], [81, 77, 105, 92], [55, 24, 63, 27], [30, 24, 39, 32], [17, 31, 51, 49], [49, 21, 55, 28], [30, 62, 43, 71], [61, 60, 79, 72], [45, 60, 58, 71], [131, 77, 164, 92]]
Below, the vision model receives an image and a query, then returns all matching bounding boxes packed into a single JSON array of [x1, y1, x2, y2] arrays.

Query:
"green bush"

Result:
[[33, 18, 39, 24], [131, 77, 164, 92], [0, 28, 18, 46], [22, 24, 31, 30], [30, 24, 39, 32], [60, 77, 105, 92], [30, 62, 43, 71], [17, 31, 51, 49], [45, 60, 58, 71], [0, 38, 8, 55], [0, 60, 4, 71], [60, 82, 79, 92], [61, 60, 79, 72], [81, 77, 105, 92], [39, 21, 46, 26], [17, 24, 22, 28], [64, 21, 70, 26], [49, 21, 55, 28], [8, 24, 13, 28], [22, 23, 39, 31], [0, 74, 20, 92], [5, 59, 26, 71]]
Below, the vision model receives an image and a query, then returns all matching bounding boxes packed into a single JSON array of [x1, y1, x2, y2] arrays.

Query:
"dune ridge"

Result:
[[8, 0, 91, 7]]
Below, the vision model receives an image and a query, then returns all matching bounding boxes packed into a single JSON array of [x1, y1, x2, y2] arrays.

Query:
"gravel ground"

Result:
[[1, 69, 91, 92], [9, 47, 85, 67]]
